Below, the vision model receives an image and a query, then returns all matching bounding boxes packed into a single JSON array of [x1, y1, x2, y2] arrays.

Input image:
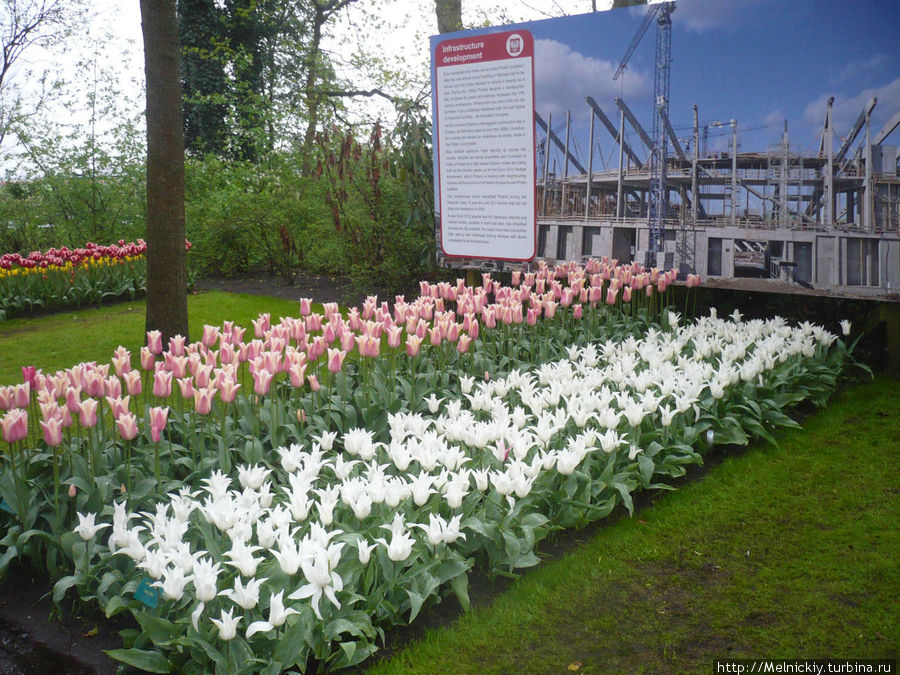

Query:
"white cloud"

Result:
[[831, 54, 889, 85], [534, 38, 649, 124], [804, 77, 900, 146], [664, 0, 770, 34], [763, 109, 785, 129]]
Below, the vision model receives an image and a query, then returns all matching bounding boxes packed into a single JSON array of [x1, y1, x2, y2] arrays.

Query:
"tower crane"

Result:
[[613, 1, 675, 259]]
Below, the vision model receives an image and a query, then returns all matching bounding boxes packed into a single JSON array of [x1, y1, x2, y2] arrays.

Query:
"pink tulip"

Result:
[[339, 329, 355, 353], [13, 383, 30, 408], [327, 348, 347, 374], [111, 352, 131, 378], [146, 330, 163, 355], [171, 356, 189, 379], [299, 298, 312, 316], [469, 320, 479, 340], [658, 279, 667, 293], [252, 368, 274, 396], [305, 313, 323, 332], [149, 406, 169, 443], [230, 326, 246, 345], [297, 408, 306, 424], [177, 377, 195, 399], [252, 313, 271, 338], [623, 286, 633, 303], [544, 301, 558, 319], [456, 334, 472, 354], [105, 395, 131, 419], [446, 322, 460, 343], [428, 327, 442, 347], [288, 362, 307, 388], [78, 399, 98, 429], [1, 409, 28, 443], [405, 334, 423, 357], [105, 376, 122, 398], [0, 387, 11, 411], [415, 319, 428, 340], [218, 378, 241, 403], [573, 304, 583, 319], [606, 288, 618, 305], [40, 417, 64, 447], [153, 370, 173, 398], [202, 324, 220, 347], [116, 412, 139, 441], [483, 308, 496, 329], [140, 347, 156, 371], [387, 326, 403, 349], [168, 334, 186, 356], [194, 386, 216, 415], [22, 365, 37, 388], [307, 374, 320, 392], [194, 364, 212, 387], [63, 386, 81, 415], [323, 302, 339, 320], [220, 343, 236, 365]]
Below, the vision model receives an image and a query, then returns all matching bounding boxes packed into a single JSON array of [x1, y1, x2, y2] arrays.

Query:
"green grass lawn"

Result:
[[0, 291, 301, 386], [367, 377, 900, 674]]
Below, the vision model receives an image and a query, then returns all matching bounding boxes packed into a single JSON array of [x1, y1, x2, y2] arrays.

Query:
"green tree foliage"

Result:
[[0, 48, 145, 252], [178, 0, 228, 157]]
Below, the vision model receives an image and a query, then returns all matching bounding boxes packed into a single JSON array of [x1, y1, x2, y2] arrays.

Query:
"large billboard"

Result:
[[429, 1, 900, 298], [434, 30, 536, 261]]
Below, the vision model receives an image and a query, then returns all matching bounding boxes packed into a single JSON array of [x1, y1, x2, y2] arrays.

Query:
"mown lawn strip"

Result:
[[367, 377, 899, 674]]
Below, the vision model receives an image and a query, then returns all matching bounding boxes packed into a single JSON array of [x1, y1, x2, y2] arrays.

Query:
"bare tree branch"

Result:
[[320, 87, 397, 103]]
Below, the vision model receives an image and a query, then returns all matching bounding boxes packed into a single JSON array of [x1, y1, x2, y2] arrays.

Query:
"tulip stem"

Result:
[[52, 446, 60, 521], [154, 440, 161, 494]]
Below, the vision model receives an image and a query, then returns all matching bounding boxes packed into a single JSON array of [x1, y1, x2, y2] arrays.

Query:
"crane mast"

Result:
[[648, 2, 673, 258], [613, 1, 675, 262]]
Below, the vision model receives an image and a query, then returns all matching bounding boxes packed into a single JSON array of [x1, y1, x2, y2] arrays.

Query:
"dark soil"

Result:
[[0, 565, 138, 675], [194, 272, 381, 310]]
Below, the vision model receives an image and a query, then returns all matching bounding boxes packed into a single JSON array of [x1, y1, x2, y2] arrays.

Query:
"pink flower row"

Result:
[[1, 258, 700, 448]]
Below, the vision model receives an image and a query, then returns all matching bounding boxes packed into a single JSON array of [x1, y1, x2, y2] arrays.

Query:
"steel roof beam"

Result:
[[535, 112, 587, 174], [873, 108, 900, 147], [584, 96, 643, 167], [658, 104, 686, 161], [835, 96, 877, 164], [614, 98, 655, 155]]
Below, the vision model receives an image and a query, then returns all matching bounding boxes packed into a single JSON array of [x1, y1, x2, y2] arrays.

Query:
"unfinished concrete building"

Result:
[[535, 96, 900, 297]]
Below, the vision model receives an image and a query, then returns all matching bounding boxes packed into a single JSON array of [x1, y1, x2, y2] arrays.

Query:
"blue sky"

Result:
[[432, 0, 900, 163]]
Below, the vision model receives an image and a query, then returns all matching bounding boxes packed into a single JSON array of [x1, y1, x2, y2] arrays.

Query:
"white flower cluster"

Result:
[[78, 312, 839, 645]]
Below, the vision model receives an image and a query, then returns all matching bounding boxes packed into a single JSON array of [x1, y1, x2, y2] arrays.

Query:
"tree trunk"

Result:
[[140, 0, 189, 343], [435, 0, 462, 33]]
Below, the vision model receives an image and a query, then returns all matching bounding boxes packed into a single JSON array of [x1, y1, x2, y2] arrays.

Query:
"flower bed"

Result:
[[0, 259, 852, 673], [0, 239, 192, 320]]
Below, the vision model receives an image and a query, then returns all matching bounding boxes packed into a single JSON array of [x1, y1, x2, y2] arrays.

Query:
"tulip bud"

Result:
[[68, 484, 77, 498]]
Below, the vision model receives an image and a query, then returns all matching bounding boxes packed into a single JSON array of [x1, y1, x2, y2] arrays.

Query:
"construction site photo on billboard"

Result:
[[429, 0, 900, 299]]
